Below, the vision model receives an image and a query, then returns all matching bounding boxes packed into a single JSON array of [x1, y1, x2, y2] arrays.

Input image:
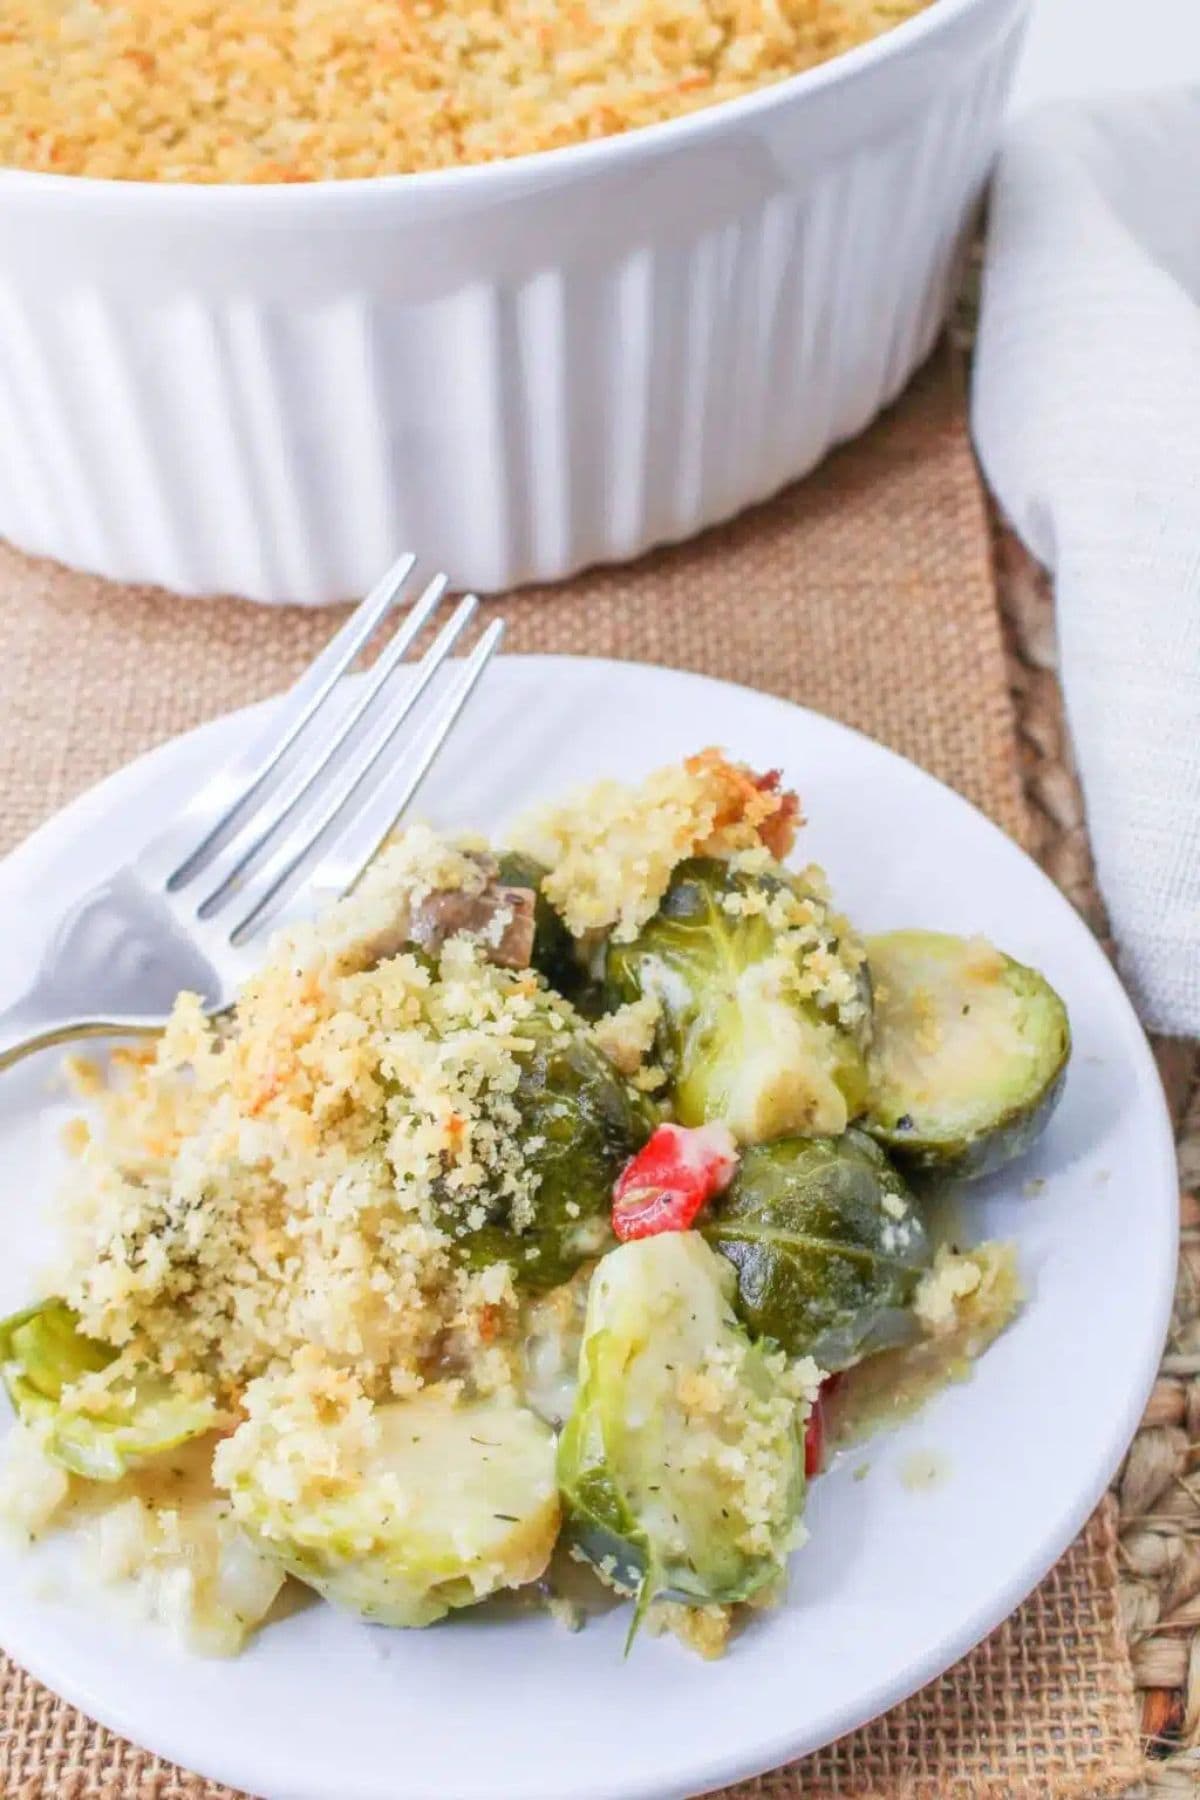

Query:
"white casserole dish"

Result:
[[0, 0, 1029, 603]]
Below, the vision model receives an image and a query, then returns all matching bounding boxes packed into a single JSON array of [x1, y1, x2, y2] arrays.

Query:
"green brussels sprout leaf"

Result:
[[704, 1130, 931, 1370], [862, 930, 1070, 1179], [604, 856, 870, 1145], [0, 1299, 220, 1481], [557, 1232, 805, 1634], [440, 1004, 654, 1291]]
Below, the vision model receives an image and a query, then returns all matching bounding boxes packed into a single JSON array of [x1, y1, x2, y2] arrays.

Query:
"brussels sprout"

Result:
[[604, 856, 870, 1145], [862, 930, 1071, 1179], [557, 1233, 804, 1619], [443, 1007, 654, 1291], [496, 851, 586, 999], [221, 1388, 559, 1628], [0, 1299, 219, 1481], [703, 1131, 931, 1370]]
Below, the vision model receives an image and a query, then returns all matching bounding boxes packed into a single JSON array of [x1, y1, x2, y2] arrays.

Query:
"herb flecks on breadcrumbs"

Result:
[[54, 845, 559, 1404]]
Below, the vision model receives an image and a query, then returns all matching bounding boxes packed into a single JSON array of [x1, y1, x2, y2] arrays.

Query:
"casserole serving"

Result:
[[0, 656, 1176, 1800], [0, 747, 1059, 1656], [0, 0, 1029, 599]]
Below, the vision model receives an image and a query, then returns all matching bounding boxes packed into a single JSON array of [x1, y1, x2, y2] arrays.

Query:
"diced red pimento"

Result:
[[803, 1397, 825, 1479], [804, 1374, 842, 1479], [751, 768, 802, 860], [611, 1122, 738, 1242]]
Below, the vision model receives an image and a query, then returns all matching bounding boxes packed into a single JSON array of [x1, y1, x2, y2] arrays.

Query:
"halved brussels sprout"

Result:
[[557, 1233, 804, 1619], [604, 856, 870, 1145], [0, 1300, 219, 1482], [442, 1006, 654, 1290], [220, 1387, 559, 1628], [862, 930, 1070, 1179], [703, 1131, 931, 1370]]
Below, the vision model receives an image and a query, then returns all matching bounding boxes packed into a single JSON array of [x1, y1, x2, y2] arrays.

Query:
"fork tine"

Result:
[[160, 548, 418, 890], [324, 617, 506, 904], [195, 571, 450, 918], [222, 598, 486, 945]]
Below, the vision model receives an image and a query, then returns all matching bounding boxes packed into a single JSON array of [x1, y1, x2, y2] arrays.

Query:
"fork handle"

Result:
[[0, 1002, 161, 1075]]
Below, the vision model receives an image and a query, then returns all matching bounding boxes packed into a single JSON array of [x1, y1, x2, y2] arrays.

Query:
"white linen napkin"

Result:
[[972, 90, 1200, 1038]]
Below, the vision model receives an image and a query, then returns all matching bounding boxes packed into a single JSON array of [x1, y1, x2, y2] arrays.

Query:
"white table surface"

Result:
[[1012, 0, 1200, 110]]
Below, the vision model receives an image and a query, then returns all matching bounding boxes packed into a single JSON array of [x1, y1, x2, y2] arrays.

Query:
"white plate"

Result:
[[0, 657, 1176, 1800]]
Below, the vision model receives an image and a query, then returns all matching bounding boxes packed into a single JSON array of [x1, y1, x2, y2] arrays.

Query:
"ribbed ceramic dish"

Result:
[[0, 0, 1029, 602]]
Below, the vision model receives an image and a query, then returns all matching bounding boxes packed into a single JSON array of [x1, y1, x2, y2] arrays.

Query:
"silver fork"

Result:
[[0, 553, 504, 1073]]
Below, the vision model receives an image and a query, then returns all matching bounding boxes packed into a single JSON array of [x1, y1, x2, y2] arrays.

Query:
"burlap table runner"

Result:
[[0, 350, 1143, 1799]]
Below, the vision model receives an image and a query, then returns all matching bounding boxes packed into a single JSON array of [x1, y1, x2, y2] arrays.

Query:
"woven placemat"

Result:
[[0, 348, 1143, 1799], [996, 524, 1200, 1797]]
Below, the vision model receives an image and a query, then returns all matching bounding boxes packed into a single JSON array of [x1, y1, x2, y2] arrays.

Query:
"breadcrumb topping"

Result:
[[734, 868, 870, 1035], [0, 0, 931, 184], [671, 1337, 805, 1559], [592, 995, 662, 1077], [53, 835, 586, 1402], [913, 1246, 985, 1333], [213, 1350, 383, 1509], [647, 1597, 733, 1659], [509, 749, 801, 943]]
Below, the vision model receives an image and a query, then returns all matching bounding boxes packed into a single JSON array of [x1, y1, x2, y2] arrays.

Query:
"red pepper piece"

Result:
[[804, 1396, 825, 1478], [611, 1122, 738, 1242], [804, 1374, 843, 1479]]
